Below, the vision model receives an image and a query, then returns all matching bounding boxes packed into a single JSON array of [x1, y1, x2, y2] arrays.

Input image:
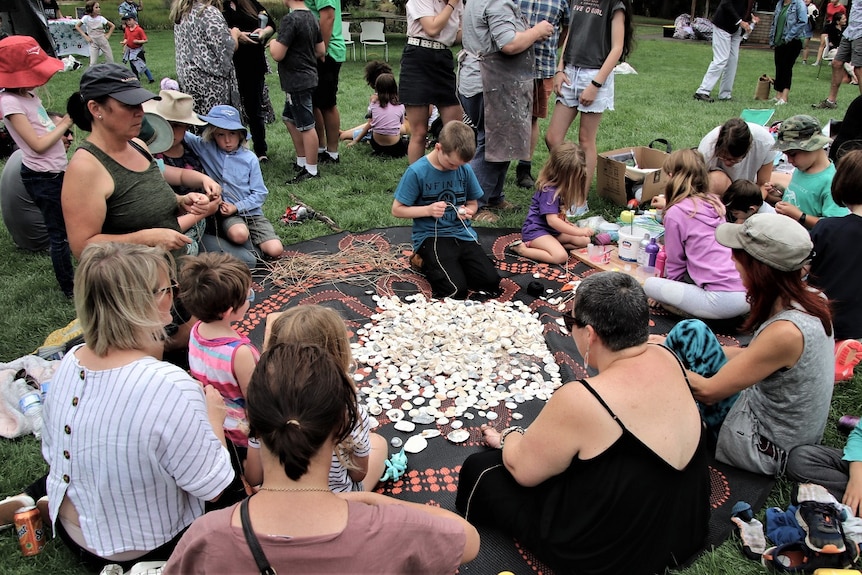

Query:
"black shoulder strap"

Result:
[[239, 498, 277, 575], [577, 379, 625, 431], [128, 139, 154, 161]]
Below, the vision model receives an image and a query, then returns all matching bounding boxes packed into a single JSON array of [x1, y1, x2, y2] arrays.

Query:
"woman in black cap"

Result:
[[62, 63, 223, 351]]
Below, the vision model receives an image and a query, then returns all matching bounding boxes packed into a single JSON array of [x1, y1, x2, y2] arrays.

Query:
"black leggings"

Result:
[[774, 38, 803, 92]]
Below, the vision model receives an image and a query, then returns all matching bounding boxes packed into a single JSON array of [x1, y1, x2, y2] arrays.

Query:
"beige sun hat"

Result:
[[142, 89, 206, 126]]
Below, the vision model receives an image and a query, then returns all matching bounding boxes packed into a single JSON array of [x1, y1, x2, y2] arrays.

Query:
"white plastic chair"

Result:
[[360, 21, 388, 62], [342, 21, 355, 61]]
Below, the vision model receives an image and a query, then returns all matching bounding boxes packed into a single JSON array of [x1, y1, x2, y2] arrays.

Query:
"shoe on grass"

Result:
[[796, 501, 846, 554], [0, 495, 35, 529], [812, 99, 837, 109], [491, 200, 518, 211], [516, 165, 535, 189], [473, 209, 499, 223], [693, 92, 714, 102], [318, 152, 340, 164], [286, 168, 320, 185]]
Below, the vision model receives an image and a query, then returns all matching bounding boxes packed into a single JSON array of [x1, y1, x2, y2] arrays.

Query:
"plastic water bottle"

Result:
[[645, 237, 660, 267], [14, 380, 43, 439], [742, 21, 754, 40], [655, 246, 667, 277], [637, 233, 651, 266]]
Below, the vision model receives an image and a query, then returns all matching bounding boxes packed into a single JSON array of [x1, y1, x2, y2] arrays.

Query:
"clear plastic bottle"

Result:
[[637, 233, 651, 266], [12, 379, 43, 438]]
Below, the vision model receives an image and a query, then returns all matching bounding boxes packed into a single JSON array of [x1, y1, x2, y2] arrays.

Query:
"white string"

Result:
[[430, 202, 479, 299]]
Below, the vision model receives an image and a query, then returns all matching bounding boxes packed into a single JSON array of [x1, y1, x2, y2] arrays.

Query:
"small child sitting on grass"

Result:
[[392, 121, 501, 299], [507, 142, 593, 264], [184, 104, 284, 259], [773, 115, 848, 229], [180, 252, 263, 502], [347, 73, 407, 158]]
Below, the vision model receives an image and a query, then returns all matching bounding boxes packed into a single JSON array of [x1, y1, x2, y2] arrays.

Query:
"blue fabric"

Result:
[[766, 505, 805, 546], [844, 423, 862, 462], [393, 156, 483, 251], [183, 133, 267, 216], [663, 319, 740, 436], [769, 0, 811, 46]]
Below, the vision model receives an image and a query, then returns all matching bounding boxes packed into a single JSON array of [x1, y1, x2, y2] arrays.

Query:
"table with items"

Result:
[[48, 19, 88, 57]]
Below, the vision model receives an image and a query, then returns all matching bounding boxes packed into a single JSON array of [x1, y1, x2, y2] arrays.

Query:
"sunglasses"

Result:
[[562, 312, 584, 332], [63, 130, 73, 138], [153, 282, 179, 298]]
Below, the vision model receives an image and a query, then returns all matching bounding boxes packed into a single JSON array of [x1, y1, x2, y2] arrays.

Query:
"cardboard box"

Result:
[[596, 146, 669, 207]]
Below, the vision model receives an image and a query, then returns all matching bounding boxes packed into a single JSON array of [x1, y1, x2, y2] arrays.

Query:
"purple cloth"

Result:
[[521, 185, 562, 242], [663, 197, 745, 292]]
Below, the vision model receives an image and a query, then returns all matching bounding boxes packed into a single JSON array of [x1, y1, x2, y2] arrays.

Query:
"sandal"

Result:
[[505, 240, 524, 257], [473, 209, 499, 223], [834, 339, 862, 382]]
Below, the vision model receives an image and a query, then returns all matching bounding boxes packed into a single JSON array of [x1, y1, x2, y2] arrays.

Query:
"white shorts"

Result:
[[555, 65, 615, 113]]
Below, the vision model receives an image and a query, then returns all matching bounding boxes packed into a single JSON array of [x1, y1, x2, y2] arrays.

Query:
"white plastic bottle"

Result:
[[14, 380, 43, 439]]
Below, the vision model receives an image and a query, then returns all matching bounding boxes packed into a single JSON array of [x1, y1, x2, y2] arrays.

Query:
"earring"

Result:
[[98, 115, 103, 120], [583, 347, 590, 372]]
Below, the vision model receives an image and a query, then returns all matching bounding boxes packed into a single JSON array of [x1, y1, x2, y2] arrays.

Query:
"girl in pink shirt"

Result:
[[348, 73, 407, 158]]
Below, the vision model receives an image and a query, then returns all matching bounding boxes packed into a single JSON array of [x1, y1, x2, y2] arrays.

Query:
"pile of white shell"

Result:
[[350, 294, 563, 450]]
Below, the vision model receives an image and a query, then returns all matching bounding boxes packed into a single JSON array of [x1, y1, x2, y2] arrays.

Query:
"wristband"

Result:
[[499, 426, 525, 449], [798, 212, 807, 225], [446, 2, 455, 9], [591, 79, 603, 88], [554, 70, 566, 76]]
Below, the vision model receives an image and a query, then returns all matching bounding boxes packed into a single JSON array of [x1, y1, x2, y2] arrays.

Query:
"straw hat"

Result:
[[142, 90, 206, 126]]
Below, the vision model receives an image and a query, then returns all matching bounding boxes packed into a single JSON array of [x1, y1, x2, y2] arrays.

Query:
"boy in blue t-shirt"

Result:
[[392, 121, 501, 299]]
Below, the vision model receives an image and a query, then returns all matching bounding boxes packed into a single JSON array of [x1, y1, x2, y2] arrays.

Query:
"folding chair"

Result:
[[360, 21, 388, 62], [342, 21, 355, 61]]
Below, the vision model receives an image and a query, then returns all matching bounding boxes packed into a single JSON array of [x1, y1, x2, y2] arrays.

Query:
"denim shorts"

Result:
[[555, 65, 615, 113], [282, 88, 316, 132]]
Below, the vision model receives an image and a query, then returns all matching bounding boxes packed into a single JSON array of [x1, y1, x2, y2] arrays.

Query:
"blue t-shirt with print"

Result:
[[394, 156, 483, 250]]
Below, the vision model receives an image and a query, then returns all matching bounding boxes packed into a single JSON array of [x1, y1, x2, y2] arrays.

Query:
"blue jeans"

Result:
[[663, 319, 740, 439], [20, 166, 74, 296], [458, 92, 509, 209]]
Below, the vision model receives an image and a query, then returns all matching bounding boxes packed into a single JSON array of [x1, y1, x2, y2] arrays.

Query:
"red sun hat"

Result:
[[0, 36, 64, 89]]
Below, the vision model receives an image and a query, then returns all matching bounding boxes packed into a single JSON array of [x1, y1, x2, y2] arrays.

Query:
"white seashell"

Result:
[[436, 417, 449, 425], [412, 413, 435, 425], [390, 437, 403, 448], [367, 404, 382, 416], [512, 412, 524, 420], [450, 420, 463, 429], [447, 429, 470, 443], [394, 420, 416, 433], [421, 429, 441, 438], [403, 435, 428, 453], [386, 408, 405, 422], [487, 412, 498, 421], [353, 373, 364, 381], [505, 401, 517, 409]]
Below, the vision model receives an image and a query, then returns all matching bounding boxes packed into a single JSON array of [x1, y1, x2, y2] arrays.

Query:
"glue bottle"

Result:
[[655, 246, 667, 277], [645, 237, 659, 267]]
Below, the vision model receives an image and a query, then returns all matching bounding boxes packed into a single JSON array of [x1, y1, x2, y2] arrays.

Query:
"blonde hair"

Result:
[[170, 0, 223, 24], [662, 148, 723, 215], [75, 243, 173, 357], [267, 305, 359, 469], [535, 142, 588, 211], [202, 125, 248, 149]]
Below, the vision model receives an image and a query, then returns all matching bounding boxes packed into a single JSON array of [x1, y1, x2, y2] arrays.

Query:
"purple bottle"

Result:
[[645, 238, 659, 267]]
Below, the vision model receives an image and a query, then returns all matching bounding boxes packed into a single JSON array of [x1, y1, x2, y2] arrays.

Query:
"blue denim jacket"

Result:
[[769, 0, 811, 46]]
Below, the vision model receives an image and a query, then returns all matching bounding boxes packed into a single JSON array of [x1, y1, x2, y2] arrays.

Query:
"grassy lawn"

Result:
[[1, 19, 860, 574]]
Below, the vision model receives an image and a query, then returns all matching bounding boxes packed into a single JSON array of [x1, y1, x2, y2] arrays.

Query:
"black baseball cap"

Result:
[[80, 63, 160, 106]]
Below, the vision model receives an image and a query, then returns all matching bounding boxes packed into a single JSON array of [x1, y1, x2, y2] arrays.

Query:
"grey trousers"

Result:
[[786, 444, 850, 502]]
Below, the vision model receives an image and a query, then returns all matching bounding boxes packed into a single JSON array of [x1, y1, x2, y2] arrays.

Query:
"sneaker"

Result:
[[0, 495, 35, 529], [834, 339, 862, 382], [286, 168, 320, 185], [516, 165, 535, 189], [318, 152, 340, 164], [291, 163, 304, 173], [491, 200, 518, 211], [473, 209, 499, 223], [258, 155, 269, 163], [796, 501, 846, 554], [812, 61, 821, 66], [775, 99, 787, 106], [813, 99, 837, 109], [693, 92, 714, 103]]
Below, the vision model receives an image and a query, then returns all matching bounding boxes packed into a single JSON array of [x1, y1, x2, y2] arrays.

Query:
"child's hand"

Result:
[[220, 202, 238, 216], [650, 194, 666, 210], [121, 39, 127, 45], [181, 192, 211, 216], [457, 206, 473, 220], [427, 201, 447, 219], [774, 201, 801, 221], [579, 227, 594, 237], [146, 228, 193, 251], [199, 176, 222, 200], [763, 182, 784, 205]]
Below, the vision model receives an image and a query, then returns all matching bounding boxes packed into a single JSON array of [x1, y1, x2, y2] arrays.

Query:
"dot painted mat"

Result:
[[238, 227, 774, 574]]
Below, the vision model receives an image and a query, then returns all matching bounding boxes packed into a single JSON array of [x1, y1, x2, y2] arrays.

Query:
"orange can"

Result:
[[14, 505, 45, 556]]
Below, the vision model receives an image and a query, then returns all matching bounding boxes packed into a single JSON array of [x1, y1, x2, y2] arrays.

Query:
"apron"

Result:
[[480, 49, 535, 162]]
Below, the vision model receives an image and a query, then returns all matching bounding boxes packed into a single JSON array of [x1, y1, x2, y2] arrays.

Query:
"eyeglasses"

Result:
[[153, 282, 179, 299], [63, 130, 73, 138], [247, 288, 255, 303], [562, 312, 584, 332]]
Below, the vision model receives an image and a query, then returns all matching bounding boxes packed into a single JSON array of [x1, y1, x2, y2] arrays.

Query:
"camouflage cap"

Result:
[[774, 114, 832, 152]]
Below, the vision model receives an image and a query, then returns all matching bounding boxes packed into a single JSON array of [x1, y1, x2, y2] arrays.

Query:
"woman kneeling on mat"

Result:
[[456, 272, 710, 575], [660, 213, 833, 476]]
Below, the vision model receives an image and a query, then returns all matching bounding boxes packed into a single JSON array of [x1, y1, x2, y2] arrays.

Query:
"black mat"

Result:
[[239, 227, 774, 574]]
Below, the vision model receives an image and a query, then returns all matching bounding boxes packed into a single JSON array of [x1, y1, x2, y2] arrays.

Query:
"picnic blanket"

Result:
[[236, 226, 773, 574]]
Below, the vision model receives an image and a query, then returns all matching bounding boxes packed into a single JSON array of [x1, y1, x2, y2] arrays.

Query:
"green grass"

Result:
[[2, 26, 861, 574]]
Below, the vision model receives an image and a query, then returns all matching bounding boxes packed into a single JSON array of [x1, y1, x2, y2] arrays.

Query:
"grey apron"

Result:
[[479, 48, 535, 162]]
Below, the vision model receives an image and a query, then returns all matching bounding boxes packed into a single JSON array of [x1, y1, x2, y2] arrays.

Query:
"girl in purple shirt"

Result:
[[643, 149, 749, 319], [508, 142, 594, 264]]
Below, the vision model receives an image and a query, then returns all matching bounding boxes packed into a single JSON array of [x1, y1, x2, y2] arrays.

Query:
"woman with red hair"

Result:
[[658, 213, 833, 476]]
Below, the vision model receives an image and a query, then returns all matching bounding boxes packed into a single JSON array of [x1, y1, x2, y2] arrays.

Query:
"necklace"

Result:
[[258, 486, 330, 493]]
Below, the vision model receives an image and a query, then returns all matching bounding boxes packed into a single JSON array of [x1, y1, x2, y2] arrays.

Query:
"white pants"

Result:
[[88, 34, 114, 66], [643, 277, 750, 320], [696, 27, 742, 100]]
